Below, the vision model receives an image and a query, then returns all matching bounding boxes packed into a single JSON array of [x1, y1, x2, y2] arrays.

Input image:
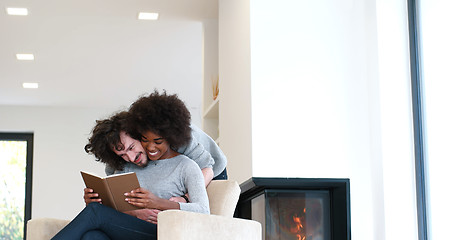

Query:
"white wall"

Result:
[[419, 1, 455, 238], [250, 1, 377, 239], [219, 0, 417, 239], [375, 0, 418, 239], [0, 105, 117, 219], [219, 0, 253, 183]]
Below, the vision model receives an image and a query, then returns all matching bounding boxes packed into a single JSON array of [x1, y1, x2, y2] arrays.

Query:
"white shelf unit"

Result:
[[203, 98, 219, 143], [202, 19, 220, 145]]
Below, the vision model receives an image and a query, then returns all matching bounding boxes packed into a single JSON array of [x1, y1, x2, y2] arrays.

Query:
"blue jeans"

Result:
[[213, 168, 227, 180], [52, 203, 157, 240]]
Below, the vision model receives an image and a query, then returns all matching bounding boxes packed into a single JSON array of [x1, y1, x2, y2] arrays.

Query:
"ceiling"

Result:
[[0, 0, 218, 109]]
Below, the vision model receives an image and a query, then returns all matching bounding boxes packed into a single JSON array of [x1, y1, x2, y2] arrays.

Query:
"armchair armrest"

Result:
[[157, 210, 262, 240], [27, 218, 70, 240]]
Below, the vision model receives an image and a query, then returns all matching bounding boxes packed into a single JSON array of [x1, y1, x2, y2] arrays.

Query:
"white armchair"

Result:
[[27, 180, 261, 240]]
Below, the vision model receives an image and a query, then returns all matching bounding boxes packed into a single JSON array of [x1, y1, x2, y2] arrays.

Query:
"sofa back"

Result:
[[206, 180, 240, 217]]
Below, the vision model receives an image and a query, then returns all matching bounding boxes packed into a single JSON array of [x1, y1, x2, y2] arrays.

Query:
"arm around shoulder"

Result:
[[179, 159, 210, 214]]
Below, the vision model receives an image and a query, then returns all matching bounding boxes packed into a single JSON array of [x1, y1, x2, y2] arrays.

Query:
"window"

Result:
[[0, 133, 33, 240], [408, 0, 455, 239]]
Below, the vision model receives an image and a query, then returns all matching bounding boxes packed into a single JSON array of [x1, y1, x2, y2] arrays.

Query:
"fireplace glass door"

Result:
[[252, 190, 331, 240]]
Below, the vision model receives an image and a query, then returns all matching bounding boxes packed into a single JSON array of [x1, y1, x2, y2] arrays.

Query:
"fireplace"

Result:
[[235, 178, 351, 240]]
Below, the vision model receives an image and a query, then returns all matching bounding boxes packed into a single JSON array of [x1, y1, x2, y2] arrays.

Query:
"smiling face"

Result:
[[140, 131, 177, 161], [112, 131, 148, 167]]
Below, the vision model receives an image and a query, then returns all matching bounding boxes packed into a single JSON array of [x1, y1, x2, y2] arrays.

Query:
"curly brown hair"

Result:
[[84, 111, 135, 170], [128, 90, 192, 150]]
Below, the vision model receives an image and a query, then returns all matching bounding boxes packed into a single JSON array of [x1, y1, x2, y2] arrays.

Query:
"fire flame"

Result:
[[290, 208, 306, 240]]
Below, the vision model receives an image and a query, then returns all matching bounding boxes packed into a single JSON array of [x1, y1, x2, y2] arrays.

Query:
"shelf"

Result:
[[203, 98, 219, 118]]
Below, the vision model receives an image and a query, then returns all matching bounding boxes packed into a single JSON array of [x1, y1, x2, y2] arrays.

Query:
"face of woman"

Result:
[[140, 131, 175, 161], [113, 131, 148, 167]]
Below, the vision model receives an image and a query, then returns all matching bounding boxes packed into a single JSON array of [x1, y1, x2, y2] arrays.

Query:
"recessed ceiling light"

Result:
[[6, 7, 28, 16], [16, 54, 34, 60], [138, 12, 159, 20], [23, 82, 39, 89]]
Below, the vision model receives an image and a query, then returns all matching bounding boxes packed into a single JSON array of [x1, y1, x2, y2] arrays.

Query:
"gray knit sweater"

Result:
[[177, 125, 227, 177], [112, 155, 210, 214]]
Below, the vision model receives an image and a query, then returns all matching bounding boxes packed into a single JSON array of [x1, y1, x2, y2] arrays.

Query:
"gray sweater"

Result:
[[112, 155, 210, 214], [177, 125, 227, 177]]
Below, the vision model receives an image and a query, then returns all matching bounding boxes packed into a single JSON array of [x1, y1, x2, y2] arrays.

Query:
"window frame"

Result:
[[406, 0, 428, 239], [0, 132, 33, 240]]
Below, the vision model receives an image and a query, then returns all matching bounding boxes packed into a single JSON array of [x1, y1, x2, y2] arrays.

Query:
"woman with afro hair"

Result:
[[52, 91, 211, 240]]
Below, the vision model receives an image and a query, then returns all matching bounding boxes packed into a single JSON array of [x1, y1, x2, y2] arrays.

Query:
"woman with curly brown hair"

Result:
[[52, 91, 211, 240]]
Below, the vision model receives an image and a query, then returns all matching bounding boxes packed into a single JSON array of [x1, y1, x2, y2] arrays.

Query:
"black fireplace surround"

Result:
[[234, 177, 351, 240]]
